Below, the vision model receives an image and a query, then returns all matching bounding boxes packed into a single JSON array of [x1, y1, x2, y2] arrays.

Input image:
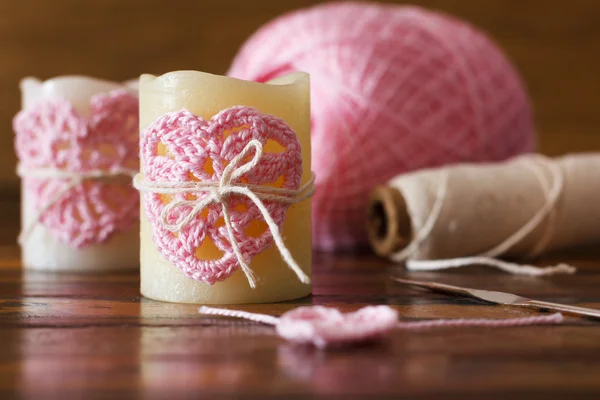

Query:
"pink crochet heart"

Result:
[[276, 306, 399, 348], [141, 106, 303, 284], [14, 90, 139, 248]]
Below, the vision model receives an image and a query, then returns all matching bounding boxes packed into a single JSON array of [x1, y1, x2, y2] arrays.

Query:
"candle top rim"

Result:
[[140, 70, 309, 91], [21, 75, 137, 91]]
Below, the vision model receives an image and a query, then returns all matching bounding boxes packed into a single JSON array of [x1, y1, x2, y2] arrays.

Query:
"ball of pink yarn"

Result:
[[228, 2, 535, 251]]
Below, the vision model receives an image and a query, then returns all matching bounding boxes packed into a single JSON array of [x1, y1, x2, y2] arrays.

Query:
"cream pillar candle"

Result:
[[139, 71, 312, 304], [16, 76, 140, 272]]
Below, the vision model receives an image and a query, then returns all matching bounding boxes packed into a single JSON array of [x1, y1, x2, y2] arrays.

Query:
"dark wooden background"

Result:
[[2, 0, 600, 195]]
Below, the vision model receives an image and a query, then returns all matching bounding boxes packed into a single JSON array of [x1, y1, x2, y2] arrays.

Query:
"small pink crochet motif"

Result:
[[277, 306, 399, 348], [140, 106, 303, 284], [14, 90, 139, 248], [199, 305, 564, 349]]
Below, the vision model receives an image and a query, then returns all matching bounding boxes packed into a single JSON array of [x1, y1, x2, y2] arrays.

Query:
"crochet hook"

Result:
[[392, 277, 600, 320]]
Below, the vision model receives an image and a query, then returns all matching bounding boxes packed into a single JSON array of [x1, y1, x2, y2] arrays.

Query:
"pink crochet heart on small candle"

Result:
[[141, 106, 303, 284], [14, 90, 139, 247], [277, 306, 399, 348]]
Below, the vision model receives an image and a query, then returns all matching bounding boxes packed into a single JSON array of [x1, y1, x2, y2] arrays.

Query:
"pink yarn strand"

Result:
[[199, 306, 280, 325], [396, 313, 564, 330], [199, 305, 564, 348]]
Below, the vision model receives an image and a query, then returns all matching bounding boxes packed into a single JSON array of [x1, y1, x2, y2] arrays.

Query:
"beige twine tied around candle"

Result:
[[134, 140, 316, 288]]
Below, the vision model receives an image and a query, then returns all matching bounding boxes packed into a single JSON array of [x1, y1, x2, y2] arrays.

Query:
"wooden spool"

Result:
[[366, 185, 412, 257]]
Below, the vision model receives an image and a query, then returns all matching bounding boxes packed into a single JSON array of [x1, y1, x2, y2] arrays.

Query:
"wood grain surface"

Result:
[[1, 237, 600, 398], [2, 0, 600, 192]]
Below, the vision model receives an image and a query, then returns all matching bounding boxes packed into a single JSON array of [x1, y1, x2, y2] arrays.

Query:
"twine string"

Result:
[[134, 139, 315, 288], [16, 164, 138, 245]]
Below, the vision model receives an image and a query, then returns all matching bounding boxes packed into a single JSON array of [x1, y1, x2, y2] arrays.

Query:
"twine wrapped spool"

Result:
[[367, 153, 600, 275], [228, 1, 535, 251]]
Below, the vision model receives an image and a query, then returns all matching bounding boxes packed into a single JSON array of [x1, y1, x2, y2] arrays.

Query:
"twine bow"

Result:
[[134, 139, 315, 288]]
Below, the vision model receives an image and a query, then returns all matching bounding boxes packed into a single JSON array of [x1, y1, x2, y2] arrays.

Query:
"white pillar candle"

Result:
[[139, 71, 312, 304], [16, 76, 140, 272]]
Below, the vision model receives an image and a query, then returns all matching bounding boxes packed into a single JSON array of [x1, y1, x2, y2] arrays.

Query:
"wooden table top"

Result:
[[1, 243, 600, 399]]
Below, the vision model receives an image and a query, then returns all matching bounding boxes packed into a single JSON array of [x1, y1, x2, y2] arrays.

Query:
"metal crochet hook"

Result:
[[392, 277, 600, 320]]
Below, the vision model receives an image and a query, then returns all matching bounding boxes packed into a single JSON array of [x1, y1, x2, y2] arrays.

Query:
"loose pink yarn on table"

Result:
[[276, 306, 399, 349], [140, 107, 303, 284], [14, 89, 139, 248], [199, 305, 563, 349], [228, 2, 536, 251]]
